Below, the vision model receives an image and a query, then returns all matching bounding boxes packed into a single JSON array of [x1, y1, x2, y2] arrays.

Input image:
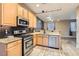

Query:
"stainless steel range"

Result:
[[21, 34, 33, 56], [11, 26, 33, 56]]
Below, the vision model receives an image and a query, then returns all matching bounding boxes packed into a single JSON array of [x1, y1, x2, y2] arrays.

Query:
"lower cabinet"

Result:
[[7, 43, 22, 56], [0, 40, 22, 56], [42, 36, 48, 46], [33, 35, 36, 46], [35, 34, 61, 49], [36, 35, 48, 46], [36, 35, 43, 45], [7, 40, 22, 56]]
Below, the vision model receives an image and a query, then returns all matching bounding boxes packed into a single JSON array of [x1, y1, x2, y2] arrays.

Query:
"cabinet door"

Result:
[[43, 36, 48, 46], [0, 4, 2, 25], [23, 8, 28, 20], [33, 15, 36, 28], [36, 35, 43, 45], [17, 5, 23, 17], [48, 36, 57, 48], [33, 35, 36, 46], [28, 11, 36, 28], [7, 44, 22, 56], [2, 3, 17, 26], [28, 11, 33, 27]]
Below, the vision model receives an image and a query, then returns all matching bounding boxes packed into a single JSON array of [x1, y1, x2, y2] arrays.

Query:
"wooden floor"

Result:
[[29, 38, 79, 56]]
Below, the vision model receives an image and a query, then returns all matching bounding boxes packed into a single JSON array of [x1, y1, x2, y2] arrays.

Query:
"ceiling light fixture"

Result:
[[36, 4, 39, 7], [47, 16, 52, 20]]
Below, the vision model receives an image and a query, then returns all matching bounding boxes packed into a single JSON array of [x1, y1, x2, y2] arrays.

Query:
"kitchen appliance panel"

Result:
[[17, 16, 29, 27]]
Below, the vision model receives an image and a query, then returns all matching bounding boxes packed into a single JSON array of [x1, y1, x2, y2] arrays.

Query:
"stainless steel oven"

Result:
[[22, 35, 33, 56]]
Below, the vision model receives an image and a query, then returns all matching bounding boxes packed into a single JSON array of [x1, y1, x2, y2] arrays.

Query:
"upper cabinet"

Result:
[[23, 8, 28, 20], [33, 15, 36, 28], [2, 3, 17, 26], [17, 5, 23, 17], [17, 5, 29, 21], [28, 11, 36, 28], [0, 3, 36, 27]]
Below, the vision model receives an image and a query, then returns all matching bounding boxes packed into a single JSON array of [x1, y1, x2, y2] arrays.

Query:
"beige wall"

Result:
[[44, 20, 76, 37], [76, 6, 79, 48], [55, 20, 70, 37]]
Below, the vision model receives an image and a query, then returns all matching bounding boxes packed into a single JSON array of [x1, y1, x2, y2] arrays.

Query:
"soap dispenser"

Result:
[[5, 29, 8, 35]]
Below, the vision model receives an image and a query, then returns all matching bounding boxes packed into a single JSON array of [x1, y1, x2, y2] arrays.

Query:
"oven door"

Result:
[[23, 37, 33, 55]]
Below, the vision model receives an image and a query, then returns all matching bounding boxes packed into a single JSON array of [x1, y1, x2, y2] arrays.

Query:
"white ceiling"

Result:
[[25, 3, 79, 21]]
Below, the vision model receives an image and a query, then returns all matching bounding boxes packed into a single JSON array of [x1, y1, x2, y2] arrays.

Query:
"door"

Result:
[[2, 3, 17, 26]]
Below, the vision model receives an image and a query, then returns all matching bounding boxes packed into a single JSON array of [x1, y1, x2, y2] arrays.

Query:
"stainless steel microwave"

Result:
[[17, 16, 29, 27]]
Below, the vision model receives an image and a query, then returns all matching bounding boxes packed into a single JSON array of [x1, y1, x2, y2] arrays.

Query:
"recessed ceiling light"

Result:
[[36, 4, 39, 7]]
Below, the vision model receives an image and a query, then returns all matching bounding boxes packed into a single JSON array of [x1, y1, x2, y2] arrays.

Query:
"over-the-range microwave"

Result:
[[17, 16, 29, 27]]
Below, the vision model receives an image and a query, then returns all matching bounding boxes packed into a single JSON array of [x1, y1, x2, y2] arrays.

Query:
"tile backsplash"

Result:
[[0, 26, 12, 38]]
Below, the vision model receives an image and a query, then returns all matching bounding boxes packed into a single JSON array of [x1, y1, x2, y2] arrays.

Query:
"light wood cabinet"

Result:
[[43, 36, 48, 46], [23, 8, 28, 20], [33, 15, 36, 28], [7, 43, 22, 56], [0, 4, 2, 25], [36, 35, 43, 45], [2, 3, 17, 26], [36, 35, 48, 46], [28, 11, 33, 27], [0, 40, 22, 56], [28, 11, 36, 28], [17, 4, 29, 21], [7, 40, 22, 56], [33, 35, 36, 46], [17, 4, 23, 17], [0, 3, 37, 27]]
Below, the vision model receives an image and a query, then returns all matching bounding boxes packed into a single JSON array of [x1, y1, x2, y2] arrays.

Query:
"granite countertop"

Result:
[[0, 36, 22, 44], [45, 31, 60, 35], [30, 30, 60, 35]]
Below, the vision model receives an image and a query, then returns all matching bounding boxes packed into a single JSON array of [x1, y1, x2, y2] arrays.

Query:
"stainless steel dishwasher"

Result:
[[48, 35, 59, 48]]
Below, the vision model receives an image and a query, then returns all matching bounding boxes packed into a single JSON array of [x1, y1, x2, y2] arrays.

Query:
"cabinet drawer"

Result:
[[17, 40, 22, 44], [37, 35, 42, 37], [7, 40, 21, 49]]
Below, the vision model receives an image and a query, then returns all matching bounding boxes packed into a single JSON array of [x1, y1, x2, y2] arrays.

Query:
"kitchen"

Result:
[[0, 3, 78, 56]]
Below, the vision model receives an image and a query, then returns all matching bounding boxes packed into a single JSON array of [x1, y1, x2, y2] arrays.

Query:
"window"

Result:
[[47, 22, 55, 31], [70, 22, 76, 32]]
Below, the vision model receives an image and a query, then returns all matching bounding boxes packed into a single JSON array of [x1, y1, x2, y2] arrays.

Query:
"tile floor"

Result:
[[29, 38, 79, 56]]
